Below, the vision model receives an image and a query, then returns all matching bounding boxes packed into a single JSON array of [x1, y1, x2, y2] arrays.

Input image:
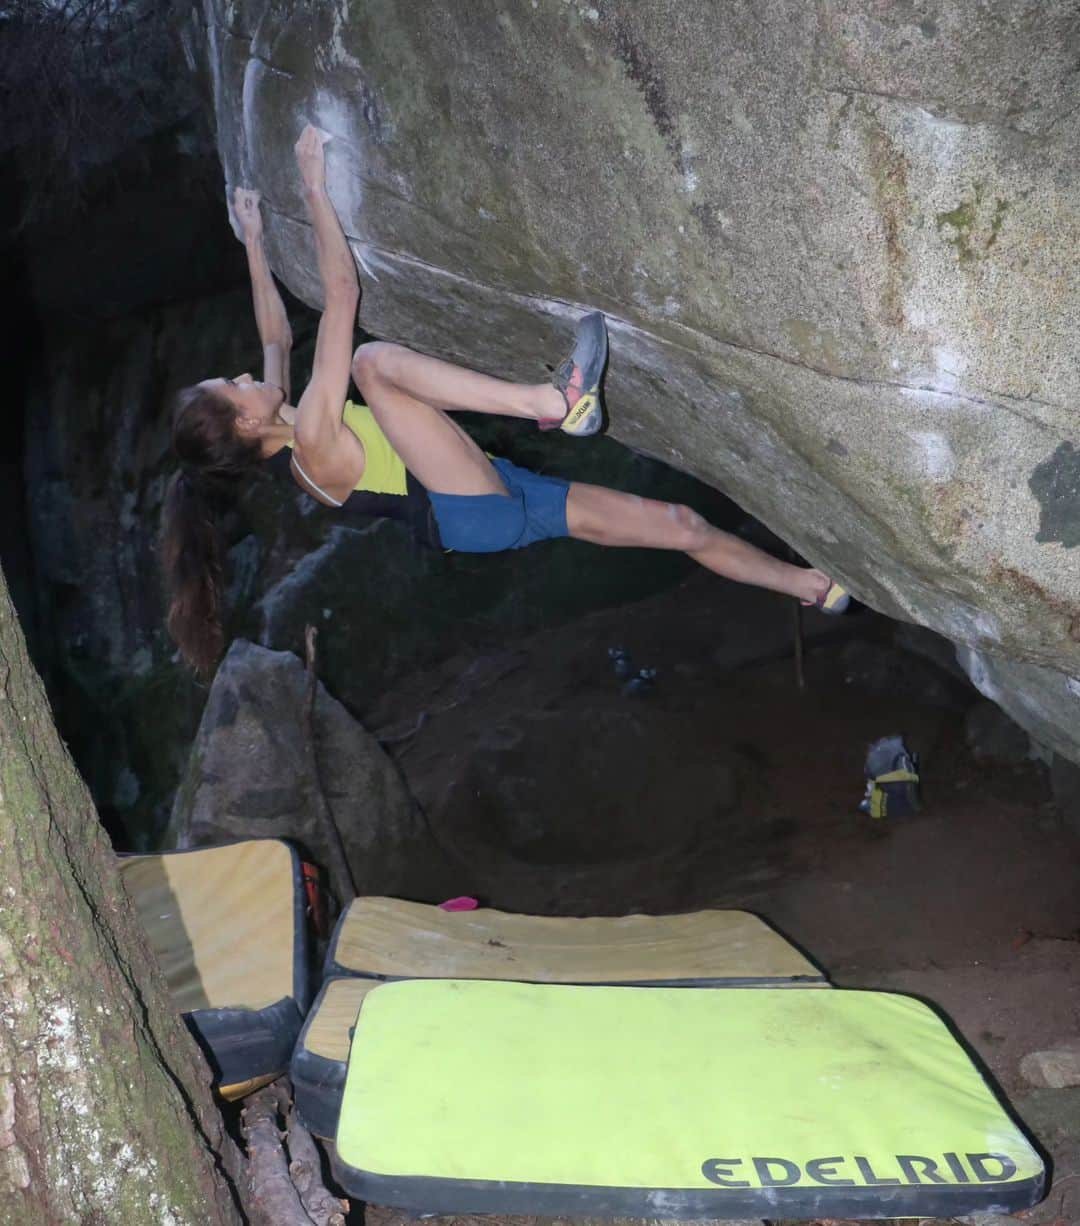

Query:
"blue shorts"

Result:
[[427, 457, 571, 553]]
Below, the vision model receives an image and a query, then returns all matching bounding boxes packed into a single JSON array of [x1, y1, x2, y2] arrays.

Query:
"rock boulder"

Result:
[[193, 0, 1080, 762], [167, 638, 450, 898]]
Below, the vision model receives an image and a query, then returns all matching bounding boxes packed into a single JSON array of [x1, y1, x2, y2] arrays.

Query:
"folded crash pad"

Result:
[[333, 980, 1044, 1220], [291, 977, 377, 1139], [325, 896, 824, 986], [119, 839, 309, 1097]]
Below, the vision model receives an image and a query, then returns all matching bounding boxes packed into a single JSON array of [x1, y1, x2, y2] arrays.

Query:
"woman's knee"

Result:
[[568, 489, 711, 550], [665, 502, 712, 551], [351, 341, 405, 392]]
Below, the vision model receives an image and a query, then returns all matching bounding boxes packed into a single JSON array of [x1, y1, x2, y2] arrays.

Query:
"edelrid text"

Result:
[[701, 1152, 1018, 1187]]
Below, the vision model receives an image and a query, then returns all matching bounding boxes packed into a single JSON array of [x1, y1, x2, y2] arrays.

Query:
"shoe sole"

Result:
[[818, 583, 851, 614]]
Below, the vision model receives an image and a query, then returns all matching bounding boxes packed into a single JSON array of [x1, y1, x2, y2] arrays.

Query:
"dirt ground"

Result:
[[357, 571, 1080, 1226]]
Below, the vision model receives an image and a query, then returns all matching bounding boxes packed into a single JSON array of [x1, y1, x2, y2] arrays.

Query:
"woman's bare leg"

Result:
[[566, 483, 832, 603], [349, 345, 508, 495], [353, 341, 567, 423]]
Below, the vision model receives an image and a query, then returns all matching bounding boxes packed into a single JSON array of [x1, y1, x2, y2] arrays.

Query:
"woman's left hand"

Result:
[[234, 187, 263, 240]]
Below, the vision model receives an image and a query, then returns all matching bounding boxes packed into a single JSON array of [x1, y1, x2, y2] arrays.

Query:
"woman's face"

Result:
[[199, 374, 285, 434]]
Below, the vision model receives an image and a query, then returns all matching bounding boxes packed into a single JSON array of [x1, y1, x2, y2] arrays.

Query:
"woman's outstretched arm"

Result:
[[234, 187, 293, 401], [292, 124, 360, 456]]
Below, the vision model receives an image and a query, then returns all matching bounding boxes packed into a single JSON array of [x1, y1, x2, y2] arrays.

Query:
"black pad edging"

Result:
[[291, 1046, 347, 1141], [324, 967, 828, 987], [187, 996, 304, 1088], [290, 978, 356, 1140], [331, 1167, 1045, 1221], [283, 841, 312, 1015]]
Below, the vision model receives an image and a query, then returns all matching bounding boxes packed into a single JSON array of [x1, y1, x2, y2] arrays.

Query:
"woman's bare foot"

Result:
[[799, 569, 832, 606]]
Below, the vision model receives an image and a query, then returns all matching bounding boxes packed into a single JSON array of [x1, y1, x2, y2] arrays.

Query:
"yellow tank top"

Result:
[[286, 400, 408, 496], [343, 401, 409, 495]]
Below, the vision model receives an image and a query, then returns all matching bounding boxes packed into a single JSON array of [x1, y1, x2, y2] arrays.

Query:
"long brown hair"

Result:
[[160, 384, 262, 677]]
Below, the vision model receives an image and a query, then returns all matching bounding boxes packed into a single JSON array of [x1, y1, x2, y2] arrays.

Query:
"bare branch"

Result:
[[302, 625, 358, 908], [241, 1080, 317, 1226], [287, 1106, 348, 1226]]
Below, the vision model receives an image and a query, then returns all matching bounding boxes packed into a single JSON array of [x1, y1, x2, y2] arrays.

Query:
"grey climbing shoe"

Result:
[[540, 311, 608, 436]]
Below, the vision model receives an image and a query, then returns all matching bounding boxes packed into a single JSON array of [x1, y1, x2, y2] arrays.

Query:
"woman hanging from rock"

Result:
[[162, 124, 848, 676]]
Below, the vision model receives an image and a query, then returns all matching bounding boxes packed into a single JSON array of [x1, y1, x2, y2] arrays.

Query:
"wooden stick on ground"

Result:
[[287, 1106, 348, 1226], [242, 1081, 317, 1226], [303, 624, 358, 907], [791, 598, 806, 690]]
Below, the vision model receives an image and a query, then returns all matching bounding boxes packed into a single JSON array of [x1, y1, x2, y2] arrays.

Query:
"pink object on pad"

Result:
[[439, 896, 479, 912]]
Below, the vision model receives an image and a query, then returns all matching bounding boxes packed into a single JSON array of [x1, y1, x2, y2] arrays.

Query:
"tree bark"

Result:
[[0, 564, 242, 1224]]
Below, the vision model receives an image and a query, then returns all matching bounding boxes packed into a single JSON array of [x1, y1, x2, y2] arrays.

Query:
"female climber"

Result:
[[162, 124, 848, 676]]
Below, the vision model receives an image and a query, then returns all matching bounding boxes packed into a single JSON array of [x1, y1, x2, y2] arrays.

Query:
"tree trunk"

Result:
[[0, 564, 242, 1224]]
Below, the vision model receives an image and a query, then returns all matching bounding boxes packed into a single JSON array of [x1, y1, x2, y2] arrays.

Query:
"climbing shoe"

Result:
[[859, 734, 921, 818], [816, 581, 851, 615], [540, 311, 608, 436]]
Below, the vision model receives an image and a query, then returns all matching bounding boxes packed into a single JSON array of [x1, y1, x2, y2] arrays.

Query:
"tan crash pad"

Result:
[[119, 840, 298, 1013], [304, 978, 378, 1063], [329, 897, 823, 984]]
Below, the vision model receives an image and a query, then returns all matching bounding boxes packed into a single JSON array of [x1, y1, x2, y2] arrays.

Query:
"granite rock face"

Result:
[[194, 0, 1080, 761], [166, 639, 450, 897]]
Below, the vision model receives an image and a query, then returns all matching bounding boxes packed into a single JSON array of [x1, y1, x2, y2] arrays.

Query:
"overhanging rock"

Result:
[[195, 0, 1080, 761]]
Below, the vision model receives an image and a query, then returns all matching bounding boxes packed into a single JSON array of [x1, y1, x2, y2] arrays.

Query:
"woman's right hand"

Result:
[[295, 124, 330, 193]]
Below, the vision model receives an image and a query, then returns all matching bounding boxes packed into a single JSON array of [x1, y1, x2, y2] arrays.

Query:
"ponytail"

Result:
[[161, 385, 262, 677], [160, 468, 226, 677]]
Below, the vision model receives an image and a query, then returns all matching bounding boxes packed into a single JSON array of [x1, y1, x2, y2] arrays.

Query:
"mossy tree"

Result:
[[0, 563, 241, 1224]]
